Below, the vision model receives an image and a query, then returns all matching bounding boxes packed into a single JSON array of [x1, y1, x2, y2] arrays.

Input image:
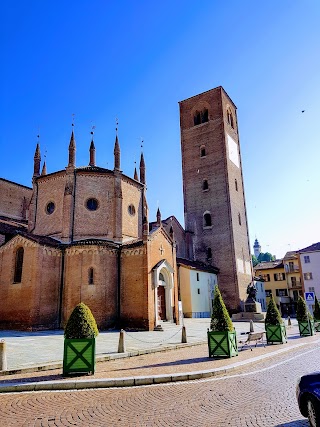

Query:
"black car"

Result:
[[296, 372, 320, 427]]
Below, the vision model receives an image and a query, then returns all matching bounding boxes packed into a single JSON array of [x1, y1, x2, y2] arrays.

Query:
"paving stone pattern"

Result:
[[0, 343, 318, 426]]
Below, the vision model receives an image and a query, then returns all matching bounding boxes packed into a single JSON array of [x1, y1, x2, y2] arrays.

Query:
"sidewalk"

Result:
[[1, 318, 318, 393]]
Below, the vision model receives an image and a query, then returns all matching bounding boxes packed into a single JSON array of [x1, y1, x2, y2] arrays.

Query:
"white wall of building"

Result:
[[189, 270, 217, 318], [300, 251, 320, 298]]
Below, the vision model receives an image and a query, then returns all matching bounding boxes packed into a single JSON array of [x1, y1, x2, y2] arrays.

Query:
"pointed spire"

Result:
[[68, 127, 76, 168], [89, 127, 96, 167], [33, 141, 41, 178], [156, 207, 161, 226], [139, 150, 146, 185], [134, 166, 139, 181], [114, 119, 120, 170], [41, 161, 47, 176]]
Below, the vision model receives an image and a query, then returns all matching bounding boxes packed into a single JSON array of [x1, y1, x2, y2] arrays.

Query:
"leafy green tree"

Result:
[[313, 295, 320, 320], [265, 294, 283, 325], [64, 302, 99, 339], [258, 252, 276, 263], [252, 255, 258, 267], [296, 296, 310, 323], [210, 286, 234, 332]]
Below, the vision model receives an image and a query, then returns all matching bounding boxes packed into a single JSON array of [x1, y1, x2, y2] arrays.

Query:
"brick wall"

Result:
[[0, 178, 32, 220]]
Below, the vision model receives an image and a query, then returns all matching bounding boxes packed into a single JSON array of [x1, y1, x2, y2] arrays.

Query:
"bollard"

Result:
[[250, 320, 254, 333], [0, 340, 7, 371], [118, 329, 126, 353], [287, 316, 291, 327], [181, 325, 187, 343]]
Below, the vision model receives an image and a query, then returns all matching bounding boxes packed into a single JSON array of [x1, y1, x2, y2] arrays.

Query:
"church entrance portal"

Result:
[[157, 285, 166, 320]]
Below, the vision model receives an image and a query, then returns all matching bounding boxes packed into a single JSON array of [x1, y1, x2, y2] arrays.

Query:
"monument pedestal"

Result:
[[232, 299, 265, 322]]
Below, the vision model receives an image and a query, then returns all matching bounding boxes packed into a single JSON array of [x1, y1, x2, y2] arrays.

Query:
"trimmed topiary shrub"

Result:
[[210, 286, 234, 332], [313, 295, 320, 320], [64, 302, 99, 339], [296, 296, 309, 323], [265, 294, 283, 325]]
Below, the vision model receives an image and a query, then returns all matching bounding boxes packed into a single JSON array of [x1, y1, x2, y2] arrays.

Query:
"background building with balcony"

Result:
[[283, 251, 303, 309], [254, 260, 292, 316]]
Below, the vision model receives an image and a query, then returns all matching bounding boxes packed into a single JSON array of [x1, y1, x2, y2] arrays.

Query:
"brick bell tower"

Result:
[[179, 86, 252, 312]]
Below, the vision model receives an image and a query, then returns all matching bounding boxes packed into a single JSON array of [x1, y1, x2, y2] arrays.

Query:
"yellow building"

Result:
[[254, 260, 292, 316], [283, 251, 303, 306]]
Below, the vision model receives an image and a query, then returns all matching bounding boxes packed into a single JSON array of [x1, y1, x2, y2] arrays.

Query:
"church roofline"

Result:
[[35, 166, 144, 188], [0, 177, 32, 191]]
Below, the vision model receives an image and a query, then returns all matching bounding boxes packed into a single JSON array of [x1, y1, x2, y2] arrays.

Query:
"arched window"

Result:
[[202, 179, 208, 190], [207, 247, 212, 260], [201, 109, 208, 123], [235, 179, 238, 191], [200, 146, 206, 157], [88, 267, 94, 285], [159, 272, 165, 282], [194, 111, 201, 126], [14, 247, 24, 283], [203, 212, 212, 227]]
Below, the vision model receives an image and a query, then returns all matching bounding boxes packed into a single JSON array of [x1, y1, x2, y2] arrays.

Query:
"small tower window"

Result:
[[88, 268, 94, 285], [202, 180, 209, 191], [200, 146, 206, 157], [235, 179, 238, 191], [207, 247, 212, 260], [238, 213, 242, 226], [196, 273, 199, 281], [203, 212, 212, 227], [128, 204, 136, 216], [14, 247, 24, 283]]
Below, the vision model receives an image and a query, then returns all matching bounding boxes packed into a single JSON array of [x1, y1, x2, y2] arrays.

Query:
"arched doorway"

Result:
[[152, 260, 175, 326], [157, 283, 166, 320]]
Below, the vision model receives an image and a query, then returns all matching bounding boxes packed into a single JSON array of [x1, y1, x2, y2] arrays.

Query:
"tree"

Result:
[[252, 255, 258, 267], [64, 302, 99, 339], [296, 296, 310, 323], [210, 287, 234, 332], [265, 294, 283, 325], [258, 252, 276, 263], [313, 295, 320, 320]]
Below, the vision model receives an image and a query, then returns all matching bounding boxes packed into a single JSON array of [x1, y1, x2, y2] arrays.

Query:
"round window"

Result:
[[86, 198, 99, 211], [46, 202, 55, 215], [128, 204, 136, 216]]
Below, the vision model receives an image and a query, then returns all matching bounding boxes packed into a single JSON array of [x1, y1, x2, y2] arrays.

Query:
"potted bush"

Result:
[[313, 295, 320, 332], [63, 302, 99, 376], [296, 296, 314, 337], [265, 294, 287, 344], [207, 286, 238, 358]]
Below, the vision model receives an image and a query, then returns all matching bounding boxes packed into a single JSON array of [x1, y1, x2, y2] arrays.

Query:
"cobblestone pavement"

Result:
[[1, 343, 319, 426]]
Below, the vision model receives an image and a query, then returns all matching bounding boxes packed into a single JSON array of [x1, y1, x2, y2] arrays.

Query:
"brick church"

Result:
[[0, 86, 252, 331]]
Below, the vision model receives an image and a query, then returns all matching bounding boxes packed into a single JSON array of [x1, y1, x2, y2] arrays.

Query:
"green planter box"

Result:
[[265, 324, 287, 344], [63, 338, 96, 376], [298, 320, 315, 336], [314, 319, 320, 332], [207, 330, 238, 358]]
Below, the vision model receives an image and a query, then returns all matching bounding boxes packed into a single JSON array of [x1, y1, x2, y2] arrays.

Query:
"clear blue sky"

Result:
[[1, 0, 319, 259]]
